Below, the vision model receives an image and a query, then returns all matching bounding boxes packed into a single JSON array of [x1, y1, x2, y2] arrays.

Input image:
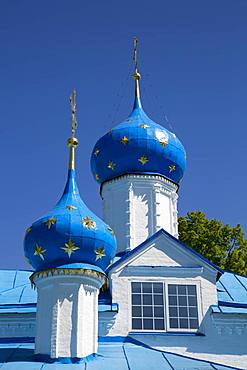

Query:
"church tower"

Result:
[[91, 39, 186, 255], [24, 91, 116, 361]]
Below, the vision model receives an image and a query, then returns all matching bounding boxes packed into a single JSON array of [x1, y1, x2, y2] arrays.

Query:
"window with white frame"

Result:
[[131, 282, 199, 332]]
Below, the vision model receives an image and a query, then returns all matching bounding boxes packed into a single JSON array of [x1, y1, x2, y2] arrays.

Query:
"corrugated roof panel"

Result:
[[0, 342, 242, 369], [0, 271, 16, 292], [0, 286, 26, 304], [219, 273, 247, 303], [14, 271, 33, 289], [165, 352, 215, 369], [123, 343, 171, 370], [218, 306, 247, 314], [1, 364, 43, 369], [88, 343, 129, 370], [18, 286, 37, 304]]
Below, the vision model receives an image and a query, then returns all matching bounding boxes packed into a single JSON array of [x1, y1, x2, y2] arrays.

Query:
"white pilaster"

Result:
[[101, 174, 178, 255], [32, 268, 105, 359]]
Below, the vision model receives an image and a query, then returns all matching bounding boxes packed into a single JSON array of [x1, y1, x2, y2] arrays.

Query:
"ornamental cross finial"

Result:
[[133, 37, 141, 96], [68, 89, 78, 170], [69, 89, 78, 139], [133, 36, 138, 71]]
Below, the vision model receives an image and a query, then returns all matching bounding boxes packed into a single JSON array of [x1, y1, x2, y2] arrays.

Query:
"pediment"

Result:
[[109, 229, 220, 281]]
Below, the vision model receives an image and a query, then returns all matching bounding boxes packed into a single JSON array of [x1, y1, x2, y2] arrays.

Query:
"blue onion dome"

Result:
[[90, 45, 186, 186], [24, 91, 117, 272]]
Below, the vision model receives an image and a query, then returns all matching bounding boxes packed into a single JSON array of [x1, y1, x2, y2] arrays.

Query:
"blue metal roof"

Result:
[[0, 266, 246, 316], [215, 272, 247, 314], [0, 337, 241, 369], [0, 270, 36, 305]]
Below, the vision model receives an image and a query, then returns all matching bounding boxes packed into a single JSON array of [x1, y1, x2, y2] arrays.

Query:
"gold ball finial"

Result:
[[67, 137, 78, 148], [133, 70, 141, 81]]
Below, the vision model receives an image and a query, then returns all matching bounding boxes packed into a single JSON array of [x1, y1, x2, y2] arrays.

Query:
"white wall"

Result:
[[34, 270, 104, 359], [102, 174, 178, 255], [106, 239, 247, 369]]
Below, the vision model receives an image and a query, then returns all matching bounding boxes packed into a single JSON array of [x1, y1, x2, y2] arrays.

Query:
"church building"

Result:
[[0, 40, 246, 369]]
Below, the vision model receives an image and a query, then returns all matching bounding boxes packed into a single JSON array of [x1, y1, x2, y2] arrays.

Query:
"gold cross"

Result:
[[69, 89, 78, 139], [133, 36, 138, 70]]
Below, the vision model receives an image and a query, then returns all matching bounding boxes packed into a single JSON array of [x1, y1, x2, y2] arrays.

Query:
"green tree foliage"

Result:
[[178, 211, 247, 276]]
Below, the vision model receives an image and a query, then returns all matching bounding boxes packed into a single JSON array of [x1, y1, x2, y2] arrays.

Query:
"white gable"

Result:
[[109, 230, 219, 282], [130, 243, 180, 267]]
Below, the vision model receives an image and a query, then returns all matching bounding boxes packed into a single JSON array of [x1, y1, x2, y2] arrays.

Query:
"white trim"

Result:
[[165, 280, 202, 333]]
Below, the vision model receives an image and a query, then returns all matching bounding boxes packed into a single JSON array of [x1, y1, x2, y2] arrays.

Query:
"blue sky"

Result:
[[0, 0, 247, 269]]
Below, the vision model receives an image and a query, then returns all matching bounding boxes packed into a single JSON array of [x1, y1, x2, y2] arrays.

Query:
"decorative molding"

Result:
[[121, 266, 204, 277], [30, 267, 106, 288], [212, 315, 247, 335], [101, 173, 178, 193]]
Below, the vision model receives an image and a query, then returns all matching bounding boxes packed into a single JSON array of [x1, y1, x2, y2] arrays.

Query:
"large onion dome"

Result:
[[24, 91, 116, 272], [91, 41, 186, 186]]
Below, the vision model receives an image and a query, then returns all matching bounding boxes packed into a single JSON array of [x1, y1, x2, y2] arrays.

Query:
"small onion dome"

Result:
[[24, 90, 116, 272], [24, 169, 116, 272], [91, 85, 186, 186]]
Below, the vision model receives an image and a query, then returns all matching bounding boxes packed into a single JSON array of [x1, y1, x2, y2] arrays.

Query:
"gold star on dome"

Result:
[[95, 247, 106, 261], [140, 123, 149, 129], [159, 139, 168, 148], [95, 174, 100, 181], [61, 239, 80, 258], [169, 164, 176, 172], [94, 148, 100, 156], [121, 136, 129, 145], [44, 217, 57, 229], [107, 161, 116, 170], [25, 226, 32, 237], [34, 243, 46, 260], [138, 155, 149, 165], [66, 205, 77, 210], [82, 216, 96, 229]]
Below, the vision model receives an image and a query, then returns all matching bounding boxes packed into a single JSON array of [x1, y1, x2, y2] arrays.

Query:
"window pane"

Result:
[[143, 319, 153, 330], [131, 282, 166, 332], [154, 295, 163, 305], [170, 318, 178, 328], [132, 294, 141, 305], [153, 283, 163, 293], [143, 306, 153, 317], [189, 307, 198, 317], [168, 285, 177, 294], [155, 319, 164, 330], [190, 318, 199, 329], [154, 306, 164, 317], [168, 284, 199, 331], [179, 307, 188, 317], [143, 295, 152, 305], [132, 306, 141, 317], [132, 282, 141, 293], [132, 319, 142, 329], [179, 319, 189, 329], [178, 285, 186, 295], [142, 283, 152, 293], [187, 285, 196, 295], [188, 296, 197, 306], [169, 295, 177, 305], [169, 307, 178, 317], [178, 296, 187, 306]]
